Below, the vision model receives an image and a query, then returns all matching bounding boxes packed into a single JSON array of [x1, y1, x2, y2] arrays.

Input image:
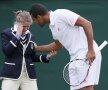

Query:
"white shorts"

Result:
[[70, 51, 102, 90]]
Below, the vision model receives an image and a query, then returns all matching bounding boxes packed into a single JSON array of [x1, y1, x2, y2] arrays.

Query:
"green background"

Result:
[[0, 0, 108, 90]]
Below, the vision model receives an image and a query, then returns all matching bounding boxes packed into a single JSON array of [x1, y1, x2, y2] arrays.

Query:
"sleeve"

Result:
[[1, 32, 20, 57], [31, 53, 49, 63], [30, 36, 49, 63], [58, 9, 80, 26], [52, 34, 57, 40]]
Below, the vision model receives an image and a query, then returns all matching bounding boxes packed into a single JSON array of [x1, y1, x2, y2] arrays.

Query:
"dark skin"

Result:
[[33, 13, 95, 64], [32, 12, 95, 90], [75, 16, 95, 65]]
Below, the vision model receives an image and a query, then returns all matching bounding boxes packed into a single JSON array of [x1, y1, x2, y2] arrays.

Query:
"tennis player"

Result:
[[0, 10, 56, 90], [29, 3, 102, 90]]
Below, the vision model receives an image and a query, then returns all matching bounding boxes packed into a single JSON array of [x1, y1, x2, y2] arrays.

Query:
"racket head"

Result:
[[63, 59, 90, 87]]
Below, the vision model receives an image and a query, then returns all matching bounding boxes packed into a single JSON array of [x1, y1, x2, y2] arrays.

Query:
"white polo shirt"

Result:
[[49, 9, 98, 59]]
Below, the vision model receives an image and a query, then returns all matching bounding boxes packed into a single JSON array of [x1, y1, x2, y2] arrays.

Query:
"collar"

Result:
[[49, 11, 55, 26]]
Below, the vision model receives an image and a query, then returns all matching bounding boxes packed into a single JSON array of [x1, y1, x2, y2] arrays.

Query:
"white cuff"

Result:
[[5, 62, 16, 65], [10, 41, 17, 47], [39, 55, 43, 62]]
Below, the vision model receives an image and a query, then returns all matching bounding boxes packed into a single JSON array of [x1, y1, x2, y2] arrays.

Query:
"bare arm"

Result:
[[35, 40, 63, 52], [75, 16, 95, 64], [75, 16, 94, 50]]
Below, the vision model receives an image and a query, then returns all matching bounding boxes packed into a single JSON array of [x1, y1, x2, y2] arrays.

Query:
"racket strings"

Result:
[[63, 59, 90, 86]]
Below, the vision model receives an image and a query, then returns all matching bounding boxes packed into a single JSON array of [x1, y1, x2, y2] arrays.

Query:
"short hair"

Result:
[[29, 3, 48, 18], [15, 10, 33, 25]]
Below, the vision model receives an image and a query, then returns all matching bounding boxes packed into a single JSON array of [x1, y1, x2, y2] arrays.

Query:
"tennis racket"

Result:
[[63, 40, 108, 87]]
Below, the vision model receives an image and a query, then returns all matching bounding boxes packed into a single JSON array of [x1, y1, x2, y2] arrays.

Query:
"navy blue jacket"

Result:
[[0, 27, 49, 79]]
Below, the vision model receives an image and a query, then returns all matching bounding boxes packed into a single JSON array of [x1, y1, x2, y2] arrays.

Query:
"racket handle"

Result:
[[96, 40, 108, 54]]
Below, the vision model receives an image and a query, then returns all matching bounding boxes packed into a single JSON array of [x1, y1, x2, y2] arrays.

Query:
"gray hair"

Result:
[[14, 10, 33, 25]]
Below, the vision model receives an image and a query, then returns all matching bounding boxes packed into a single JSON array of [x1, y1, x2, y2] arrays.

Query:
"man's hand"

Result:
[[16, 23, 23, 36], [46, 51, 57, 60], [86, 49, 96, 65]]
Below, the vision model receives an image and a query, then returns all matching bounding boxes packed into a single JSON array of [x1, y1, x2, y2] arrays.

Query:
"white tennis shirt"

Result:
[[49, 9, 98, 59]]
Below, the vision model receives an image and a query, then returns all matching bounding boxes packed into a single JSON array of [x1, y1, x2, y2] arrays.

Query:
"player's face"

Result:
[[33, 15, 46, 27]]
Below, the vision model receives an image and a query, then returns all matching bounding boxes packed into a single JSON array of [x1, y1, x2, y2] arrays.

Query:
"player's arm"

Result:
[[58, 10, 95, 64], [75, 16, 94, 50], [75, 16, 95, 63], [35, 40, 62, 52], [1, 32, 19, 57]]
